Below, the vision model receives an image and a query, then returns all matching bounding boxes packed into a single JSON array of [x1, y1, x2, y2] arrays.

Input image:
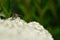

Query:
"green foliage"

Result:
[[0, 0, 60, 40], [0, 0, 12, 18]]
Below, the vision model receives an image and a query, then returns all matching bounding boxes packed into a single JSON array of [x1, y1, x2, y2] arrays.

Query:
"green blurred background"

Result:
[[0, 0, 60, 40]]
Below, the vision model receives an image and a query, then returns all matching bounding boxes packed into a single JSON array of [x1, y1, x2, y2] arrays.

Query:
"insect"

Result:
[[12, 13, 19, 20]]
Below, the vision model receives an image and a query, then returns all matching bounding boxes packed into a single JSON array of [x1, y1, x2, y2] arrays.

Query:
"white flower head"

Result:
[[0, 17, 54, 40]]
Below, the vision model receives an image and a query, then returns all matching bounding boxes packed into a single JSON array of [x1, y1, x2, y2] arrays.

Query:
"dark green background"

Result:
[[0, 0, 60, 40]]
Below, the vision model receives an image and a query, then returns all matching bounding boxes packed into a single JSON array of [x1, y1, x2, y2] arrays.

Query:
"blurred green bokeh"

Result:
[[0, 0, 60, 40]]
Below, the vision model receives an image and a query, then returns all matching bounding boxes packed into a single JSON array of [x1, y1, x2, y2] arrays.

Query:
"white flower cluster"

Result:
[[0, 17, 54, 40]]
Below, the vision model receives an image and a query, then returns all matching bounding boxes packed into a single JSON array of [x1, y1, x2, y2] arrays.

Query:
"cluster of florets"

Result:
[[0, 17, 54, 40]]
